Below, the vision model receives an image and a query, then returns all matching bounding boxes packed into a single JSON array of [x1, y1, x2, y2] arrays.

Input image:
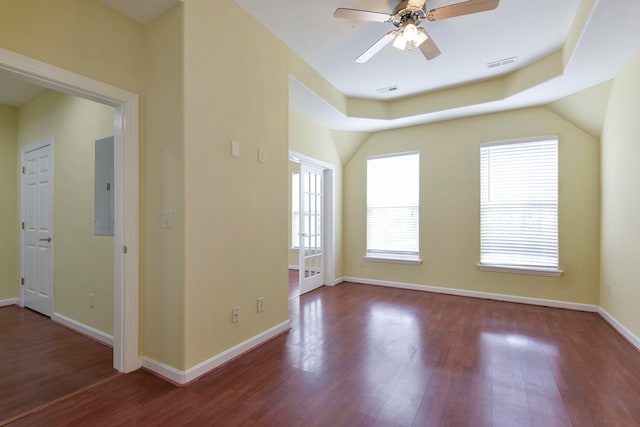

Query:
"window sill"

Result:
[[365, 255, 422, 265], [477, 263, 563, 277], [289, 247, 299, 252]]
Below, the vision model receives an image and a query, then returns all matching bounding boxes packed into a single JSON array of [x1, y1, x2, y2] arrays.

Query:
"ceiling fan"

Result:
[[334, 0, 499, 63]]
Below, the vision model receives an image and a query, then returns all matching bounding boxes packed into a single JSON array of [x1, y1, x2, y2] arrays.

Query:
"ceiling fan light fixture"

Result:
[[393, 33, 407, 50], [335, 0, 501, 63], [403, 23, 418, 43]]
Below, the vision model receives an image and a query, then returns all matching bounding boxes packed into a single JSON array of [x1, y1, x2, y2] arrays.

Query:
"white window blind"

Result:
[[480, 137, 558, 269], [367, 153, 419, 261]]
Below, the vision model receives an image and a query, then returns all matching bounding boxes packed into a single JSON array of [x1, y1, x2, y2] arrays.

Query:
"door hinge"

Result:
[[21, 222, 25, 230], [21, 277, 24, 286], [22, 166, 25, 174]]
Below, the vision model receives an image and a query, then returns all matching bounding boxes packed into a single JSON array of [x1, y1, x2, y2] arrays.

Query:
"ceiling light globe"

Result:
[[393, 33, 407, 50], [403, 24, 418, 42]]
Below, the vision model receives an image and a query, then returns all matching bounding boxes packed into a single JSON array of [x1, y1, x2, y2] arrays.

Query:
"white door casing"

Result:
[[21, 139, 54, 317], [289, 150, 336, 293], [299, 162, 325, 294], [1, 48, 139, 373]]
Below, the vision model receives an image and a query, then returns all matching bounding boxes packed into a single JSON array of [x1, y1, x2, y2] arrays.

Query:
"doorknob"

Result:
[[39, 237, 52, 242]]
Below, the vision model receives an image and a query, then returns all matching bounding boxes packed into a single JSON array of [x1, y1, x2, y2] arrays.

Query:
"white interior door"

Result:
[[299, 163, 324, 294], [22, 141, 54, 317]]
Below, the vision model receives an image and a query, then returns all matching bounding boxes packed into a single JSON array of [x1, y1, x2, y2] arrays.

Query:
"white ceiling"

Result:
[[236, 0, 640, 132], [0, 69, 46, 107], [2, 0, 639, 134], [236, 0, 580, 101]]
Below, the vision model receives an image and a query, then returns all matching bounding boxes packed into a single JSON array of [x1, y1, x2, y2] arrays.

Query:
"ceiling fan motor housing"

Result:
[[391, 0, 427, 28]]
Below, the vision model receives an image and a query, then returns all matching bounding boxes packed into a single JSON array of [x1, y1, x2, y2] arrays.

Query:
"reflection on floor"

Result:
[[10, 282, 640, 425], [288, 269, 299, 299], [0, 306, 117, 424]]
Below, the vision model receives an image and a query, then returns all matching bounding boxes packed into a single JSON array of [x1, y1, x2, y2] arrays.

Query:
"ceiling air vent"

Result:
[[487, 56, 517, 69], [376, 85, 399, 94]]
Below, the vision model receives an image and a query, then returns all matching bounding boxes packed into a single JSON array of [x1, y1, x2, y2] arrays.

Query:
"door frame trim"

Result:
[[20, 138, 55, 316], [288, 150, 336, 289], [1, 48, 140, 373]]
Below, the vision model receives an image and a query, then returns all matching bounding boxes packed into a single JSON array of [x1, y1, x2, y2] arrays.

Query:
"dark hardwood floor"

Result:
[[0, 306, 117, 425], [289, 269, 300, 299], [7, 283, 640, 426]]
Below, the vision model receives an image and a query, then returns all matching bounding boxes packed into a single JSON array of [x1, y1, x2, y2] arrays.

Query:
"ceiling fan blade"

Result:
[[427, 0, 499, 21], [417, 28, 441, 60], [334, 8, 392, 23], [355, 31, 398, 63]]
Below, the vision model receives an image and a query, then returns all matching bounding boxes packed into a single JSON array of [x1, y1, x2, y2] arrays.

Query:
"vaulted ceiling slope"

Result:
[[101, 0, 182, 24]]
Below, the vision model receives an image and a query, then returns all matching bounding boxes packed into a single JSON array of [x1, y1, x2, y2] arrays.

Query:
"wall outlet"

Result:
[[231, 307, 240, 323], [357, 259, 363, 267], [258, 148, 266, 163], [257, 297, 264, 313], [89, 293, 95, 308]]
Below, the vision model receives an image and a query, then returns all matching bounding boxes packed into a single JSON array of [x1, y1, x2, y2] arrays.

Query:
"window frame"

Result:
[[365, 151, 422, 265], [477, 136, 563, 277]]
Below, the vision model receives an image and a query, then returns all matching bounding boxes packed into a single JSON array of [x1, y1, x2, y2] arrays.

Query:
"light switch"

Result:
[[258, 148, 266, 163], [162, 210, 173, 229], [231, 140, 240, 157]]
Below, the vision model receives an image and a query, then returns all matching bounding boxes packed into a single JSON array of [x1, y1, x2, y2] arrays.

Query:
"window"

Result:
[[479, 137, 560, 274], [366, 152, 420, 263]]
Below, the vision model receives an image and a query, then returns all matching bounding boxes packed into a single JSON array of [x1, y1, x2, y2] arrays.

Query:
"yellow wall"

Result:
[[547, 80, 613, 139], [17, 91, 115, 334], [1, 0, 354, 373], [344, 107, 600, 304], [0, 105, 18, 301], [141, 3, 186, 370], [0, 0, 188, 369], [289, 109, 344, 280], [600, 48, 640, 338], [0, 0, 144, 94], [182, 0, 290, 369]]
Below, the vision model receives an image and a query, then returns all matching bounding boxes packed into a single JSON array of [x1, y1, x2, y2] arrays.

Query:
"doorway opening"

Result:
[[0, 48, 139, 373], [288, 151, 335, 298]]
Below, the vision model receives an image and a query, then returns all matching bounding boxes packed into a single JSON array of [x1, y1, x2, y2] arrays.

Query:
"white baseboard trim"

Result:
[[141, 320, 291, 385], [333, 277, 345, 286], [52, 312, 114, 346], [343, 276, 599, 312], [139, 356, 185, 385], [0, 298, 18, 307], [598, 307, 640, 352]]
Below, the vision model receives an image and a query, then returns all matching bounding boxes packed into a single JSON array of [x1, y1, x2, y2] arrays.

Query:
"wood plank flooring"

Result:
[[7, 283, 640, 426], [289, 269, 300, 299], [0, 306, 117, 424]]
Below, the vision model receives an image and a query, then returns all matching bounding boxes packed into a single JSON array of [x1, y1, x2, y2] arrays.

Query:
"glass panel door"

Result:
[[299, 163, 324, 294]]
